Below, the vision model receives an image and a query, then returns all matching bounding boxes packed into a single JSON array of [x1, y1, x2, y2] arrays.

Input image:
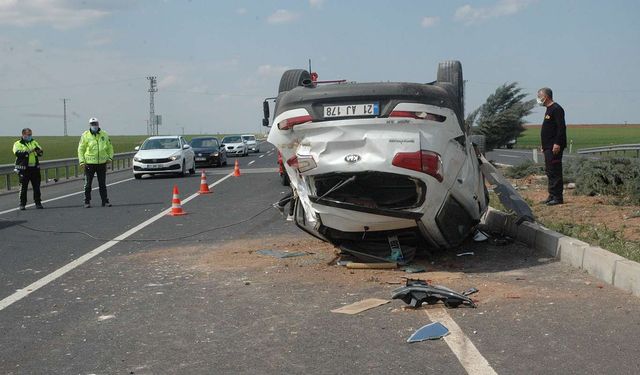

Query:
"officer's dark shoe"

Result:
[[35, 203, 44, 209], [84, 203, 91, 208], [102, 201, 112, 207], [540, 196, 553, 204], [19, 205, 25, 211], [546, 199, 564, 206]]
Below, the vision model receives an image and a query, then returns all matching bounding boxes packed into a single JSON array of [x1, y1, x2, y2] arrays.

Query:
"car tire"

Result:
[[469, 134, 487, 154], [178, 162, 186, 177], [134, 174, 142, 180], [436, 60, 464, 116], [189, 159, 196, 174], [278, 69, 312, 93]]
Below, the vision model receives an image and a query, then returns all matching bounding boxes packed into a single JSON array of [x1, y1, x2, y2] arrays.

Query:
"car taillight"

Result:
[[287, 154, 317, 173], [278, 115, 313, 130], [390, 111, 424, 119], [389, 111, 446, 122], [392, 150, 443, 182]]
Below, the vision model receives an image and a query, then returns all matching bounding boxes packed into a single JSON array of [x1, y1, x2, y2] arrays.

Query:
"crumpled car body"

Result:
[[267, 62, 490, 255]]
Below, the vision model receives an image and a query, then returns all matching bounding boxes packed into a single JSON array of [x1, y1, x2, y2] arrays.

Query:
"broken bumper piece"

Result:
[[391, 279, 477, 308]]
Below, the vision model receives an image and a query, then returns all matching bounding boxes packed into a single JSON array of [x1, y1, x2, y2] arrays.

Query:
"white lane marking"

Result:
[[259, 155, 265, 158], [497, 154, 521, 158], [0, 177, 134, 216], [0, 173, 233, 312], [425, 309, 498, 375], [248, 160, 255, 165]]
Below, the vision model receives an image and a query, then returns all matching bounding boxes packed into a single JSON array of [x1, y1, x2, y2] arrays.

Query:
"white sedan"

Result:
[[133, 136, 196, 179]]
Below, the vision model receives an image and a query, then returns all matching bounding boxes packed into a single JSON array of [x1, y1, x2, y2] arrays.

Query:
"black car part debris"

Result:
[[479, 154, 535, 224], [407, 322, 450, 343], [392, 279, 477, 308]]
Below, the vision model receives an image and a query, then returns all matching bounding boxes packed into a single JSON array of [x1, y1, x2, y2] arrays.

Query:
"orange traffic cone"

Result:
[[233, 159, 241, 177], [168, 185, 187, 216], [198, 170, 212, 194]]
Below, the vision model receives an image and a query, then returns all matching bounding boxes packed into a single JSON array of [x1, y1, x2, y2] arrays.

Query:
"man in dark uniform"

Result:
[[538, 87, 566, 206]]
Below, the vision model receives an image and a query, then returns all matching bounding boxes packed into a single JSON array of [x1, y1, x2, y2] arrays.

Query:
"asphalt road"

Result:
[[1, 143, 639, 374]]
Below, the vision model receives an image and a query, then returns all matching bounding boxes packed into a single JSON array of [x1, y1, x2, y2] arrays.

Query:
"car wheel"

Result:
[[436, 60, 464, 117], [178, 162, 186, 177], [134, 174, 142, 180], [279, 69, 312, 93], [189, 158, 196, 174]]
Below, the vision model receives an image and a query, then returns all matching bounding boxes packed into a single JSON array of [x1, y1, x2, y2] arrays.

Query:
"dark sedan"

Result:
[[190, 137, 227, 167]]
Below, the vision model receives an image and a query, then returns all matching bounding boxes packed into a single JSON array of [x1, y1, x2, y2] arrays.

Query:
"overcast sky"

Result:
[[1, 0, 639, 136]]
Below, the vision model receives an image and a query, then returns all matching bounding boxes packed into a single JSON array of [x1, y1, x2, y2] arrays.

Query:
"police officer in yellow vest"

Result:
[[78, 117, 114, 208], [13, 128, 44, 210]]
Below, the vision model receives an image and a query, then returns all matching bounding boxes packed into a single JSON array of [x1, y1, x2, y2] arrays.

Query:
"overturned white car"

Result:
[[265, 61, 522, 261]]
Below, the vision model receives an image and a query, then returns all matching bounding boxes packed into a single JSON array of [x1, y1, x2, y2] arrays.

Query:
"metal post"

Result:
[[532, 148, 538, 163]]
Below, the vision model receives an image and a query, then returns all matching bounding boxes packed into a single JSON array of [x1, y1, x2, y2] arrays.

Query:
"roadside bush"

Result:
[[566, 157, 640, 204], [504, 160, 544, 179]]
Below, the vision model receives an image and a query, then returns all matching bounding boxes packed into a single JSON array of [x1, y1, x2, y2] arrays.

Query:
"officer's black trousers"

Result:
[[543, 149, 564, 201], [19, 167, 41, 206], [84, 163, 108, 204]]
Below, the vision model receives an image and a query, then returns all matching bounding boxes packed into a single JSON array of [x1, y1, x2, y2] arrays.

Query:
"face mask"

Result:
[[536, 97, 545, 106], [90, 126, 99, 133], [22, 135, 32, 142]]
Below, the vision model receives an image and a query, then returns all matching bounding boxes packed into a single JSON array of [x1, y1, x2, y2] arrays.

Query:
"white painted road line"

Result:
[[259, 155, 265, 158], [248, 160, 255, 165], [0, 177, 134, 216], [0, 173, 233, 312], [426, 308, 498, 375]]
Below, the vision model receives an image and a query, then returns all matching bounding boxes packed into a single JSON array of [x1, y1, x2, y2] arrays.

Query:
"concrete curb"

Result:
[[480, 207, 640, 297]]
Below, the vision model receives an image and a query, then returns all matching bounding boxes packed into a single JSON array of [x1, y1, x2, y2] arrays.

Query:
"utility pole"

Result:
[[61, 98, 69, 136], [147, 76, 158, 135]]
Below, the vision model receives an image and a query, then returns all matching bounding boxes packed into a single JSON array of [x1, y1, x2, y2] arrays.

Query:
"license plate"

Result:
[[324, 103, 379, 118], [195, 157, 206, 161], [146, 164, 161, 169]]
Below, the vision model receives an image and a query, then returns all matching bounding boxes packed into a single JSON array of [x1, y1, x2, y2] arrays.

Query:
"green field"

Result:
[[0, 134, 248, 165], [516, 124, 640, 151]]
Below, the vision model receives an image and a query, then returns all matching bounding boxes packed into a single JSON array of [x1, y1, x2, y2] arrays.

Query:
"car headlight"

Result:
[[213, 152, 219, 156], [134, 156, 143, 162], [169, 154, 182, 161]]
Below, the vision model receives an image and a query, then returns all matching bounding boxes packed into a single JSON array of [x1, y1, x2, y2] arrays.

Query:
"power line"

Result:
[[0, 77, 145, 92], [465, 80, 640, 93]]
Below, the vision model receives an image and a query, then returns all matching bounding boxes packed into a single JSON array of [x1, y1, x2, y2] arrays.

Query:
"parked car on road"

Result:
[[190, 136, 227, 167], [241, 134, 259, 153], [133, 136, 195, 179], [221, 135, 248, 156], [265, 61, 492, 260]]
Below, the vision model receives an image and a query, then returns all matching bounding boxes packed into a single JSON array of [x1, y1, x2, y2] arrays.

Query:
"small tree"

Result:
[[467, 82, 535, 151]]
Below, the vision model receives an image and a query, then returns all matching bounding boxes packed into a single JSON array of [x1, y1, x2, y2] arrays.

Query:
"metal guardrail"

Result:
[[577, 144, 640, 157], [0, 152, 136, 191]]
